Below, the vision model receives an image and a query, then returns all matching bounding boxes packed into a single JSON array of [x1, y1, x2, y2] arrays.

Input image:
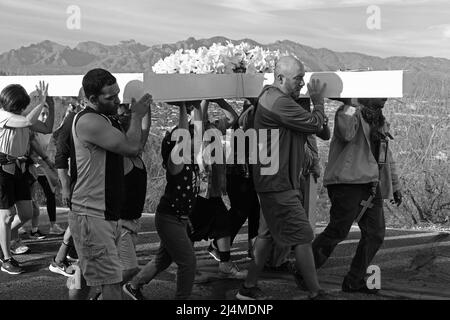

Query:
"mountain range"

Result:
[[0, 36, 449, 98]]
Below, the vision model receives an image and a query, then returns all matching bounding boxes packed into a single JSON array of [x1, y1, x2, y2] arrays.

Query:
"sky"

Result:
[[0, 0, 449, 59]]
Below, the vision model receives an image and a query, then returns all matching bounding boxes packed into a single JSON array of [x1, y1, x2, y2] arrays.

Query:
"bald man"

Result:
[[236, 56, 330, 300]]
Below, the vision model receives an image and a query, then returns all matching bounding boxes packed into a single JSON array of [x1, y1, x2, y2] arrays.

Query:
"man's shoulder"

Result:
[[74, 110, 110, 135]]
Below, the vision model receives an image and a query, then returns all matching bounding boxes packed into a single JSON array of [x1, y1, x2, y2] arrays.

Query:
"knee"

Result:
[[0, 208, 16, 224], [322, 224, 350, 242], [177, 255, 196, 272], [16, 201, 33, 221]]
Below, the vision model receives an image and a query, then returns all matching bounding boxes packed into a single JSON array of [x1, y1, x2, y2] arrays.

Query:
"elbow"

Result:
[[125, 145, 141, 157]]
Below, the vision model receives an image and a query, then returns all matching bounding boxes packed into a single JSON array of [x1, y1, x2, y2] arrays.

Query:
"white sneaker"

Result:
[[18, 227, 27, 235], [218, 261, 247, 279], [10, 239, 30, 255], [49, 224, 65, 235]]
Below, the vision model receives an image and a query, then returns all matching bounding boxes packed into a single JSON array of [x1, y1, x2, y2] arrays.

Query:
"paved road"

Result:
[[0, 208, 449, 300]]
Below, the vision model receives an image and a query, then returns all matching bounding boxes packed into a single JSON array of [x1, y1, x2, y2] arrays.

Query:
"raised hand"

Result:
[[307, 79, 327, 106], [36, 81, 49, 106], [131, 93, 152, 117]]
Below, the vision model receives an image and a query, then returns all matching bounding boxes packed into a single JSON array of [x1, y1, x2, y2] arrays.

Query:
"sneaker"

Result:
[[218, 261, 247, 279], [236, 285, 268, 300], [49, 257, 74, 277], [309, 289, 334, 300], [287, 261, 308, 291], [193, 270, 212, 284], [207, 242, 220, 262], [49, 224, 65, 235], [10, 240, 30, 255], [18, 227, 27, 235], [90, 291, 102, 300], [1, 257, 24, 275], [123, 283, 145, 300], [29, 230, 47, 240], [342, 276, 379, 294]]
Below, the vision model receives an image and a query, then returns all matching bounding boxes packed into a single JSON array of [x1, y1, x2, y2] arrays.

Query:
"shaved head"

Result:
[[275, 56, 304, 79], [274, 56, 305, 99]]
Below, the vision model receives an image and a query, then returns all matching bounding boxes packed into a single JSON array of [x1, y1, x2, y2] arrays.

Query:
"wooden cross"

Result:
[[355, 195, 374, 223]]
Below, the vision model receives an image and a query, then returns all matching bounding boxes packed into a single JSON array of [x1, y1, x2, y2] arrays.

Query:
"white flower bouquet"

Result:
[[151, 41, 282, 74]]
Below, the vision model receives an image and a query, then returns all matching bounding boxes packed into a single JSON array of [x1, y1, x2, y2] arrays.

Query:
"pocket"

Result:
[[83, 244, 107, 260]]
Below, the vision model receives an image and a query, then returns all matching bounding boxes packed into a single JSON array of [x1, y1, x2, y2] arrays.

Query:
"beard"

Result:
[[97, 103, 118, 116]]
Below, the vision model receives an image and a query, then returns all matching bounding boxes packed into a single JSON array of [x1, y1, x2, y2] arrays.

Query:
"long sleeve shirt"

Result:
[[252, 85, 325, 193]]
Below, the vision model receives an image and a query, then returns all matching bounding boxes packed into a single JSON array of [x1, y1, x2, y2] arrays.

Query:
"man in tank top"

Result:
[[68, 68, 152, 300]]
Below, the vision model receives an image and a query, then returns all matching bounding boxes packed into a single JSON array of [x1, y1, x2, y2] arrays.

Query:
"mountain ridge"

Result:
[[0, 36, 448, 97]]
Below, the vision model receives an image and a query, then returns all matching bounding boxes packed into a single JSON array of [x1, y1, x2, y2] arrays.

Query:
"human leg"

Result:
[[118, 219, 140, 284], [312, 184, 364, 269], [68, 212, 123, 299], [37, 176, 57, 225], [346, 187, 385, 288], [0, 207, 16, 260]]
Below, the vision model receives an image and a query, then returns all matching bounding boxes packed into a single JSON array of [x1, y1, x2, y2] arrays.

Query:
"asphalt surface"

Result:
[[0, 208, 449, 300]]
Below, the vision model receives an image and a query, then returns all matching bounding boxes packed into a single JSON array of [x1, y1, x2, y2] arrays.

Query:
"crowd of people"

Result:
[[0, 55, 402, 300]]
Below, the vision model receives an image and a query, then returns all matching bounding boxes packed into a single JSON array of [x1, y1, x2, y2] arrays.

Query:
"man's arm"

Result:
[[334, 105, 360, 142], [274, 79, 327, 133], [275, 97, 325, 133], [77, 113, 143, 157], [77, 94, 151, 157], [54, 112, 74, 170], [57, 168, 71, 207]]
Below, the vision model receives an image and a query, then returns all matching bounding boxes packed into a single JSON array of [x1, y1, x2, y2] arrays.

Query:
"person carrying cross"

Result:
[[300, 97, 402, 294]]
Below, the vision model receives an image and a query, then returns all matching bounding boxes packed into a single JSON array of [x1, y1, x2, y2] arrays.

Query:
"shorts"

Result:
[[257, 189, 314, 247], [0, 166, 32, 209], [188, 196, 231, 242], [118, 219, 140, 271], [68, 211, 122, 287]]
